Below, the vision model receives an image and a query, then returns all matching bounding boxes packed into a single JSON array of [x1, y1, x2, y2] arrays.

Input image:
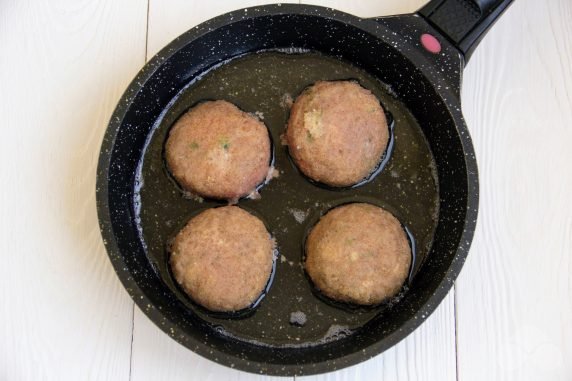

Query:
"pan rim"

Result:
[[96, 3, 478, 376]]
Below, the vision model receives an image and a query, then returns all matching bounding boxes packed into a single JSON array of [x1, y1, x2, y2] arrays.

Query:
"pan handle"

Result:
[[418, 0, 514, 61]]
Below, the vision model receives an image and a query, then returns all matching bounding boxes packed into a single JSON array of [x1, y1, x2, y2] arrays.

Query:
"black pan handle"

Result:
[[418, 0, 514, 61]]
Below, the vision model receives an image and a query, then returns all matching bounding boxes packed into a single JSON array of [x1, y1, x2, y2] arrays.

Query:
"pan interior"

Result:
[[135, 50, 439, 347]]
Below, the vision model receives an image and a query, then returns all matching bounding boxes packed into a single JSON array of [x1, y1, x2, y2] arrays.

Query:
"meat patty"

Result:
[[165, 100, 271, 201], [169, 206, 275, 312], [286, 81, 389, 187], [305, 203, 411, 305]]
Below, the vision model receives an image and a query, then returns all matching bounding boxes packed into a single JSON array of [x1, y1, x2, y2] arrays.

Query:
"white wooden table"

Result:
[[1, 0, 571, 380]]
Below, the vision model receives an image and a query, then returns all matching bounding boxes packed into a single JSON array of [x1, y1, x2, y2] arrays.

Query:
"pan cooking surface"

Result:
[[135, 51, 439, 347]]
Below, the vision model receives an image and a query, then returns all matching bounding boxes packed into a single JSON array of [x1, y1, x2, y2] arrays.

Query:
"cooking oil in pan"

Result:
[[135, 50, 439, 347]]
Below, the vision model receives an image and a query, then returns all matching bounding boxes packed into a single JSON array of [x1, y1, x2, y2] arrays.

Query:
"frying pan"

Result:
[[96, 0, 513, 376]]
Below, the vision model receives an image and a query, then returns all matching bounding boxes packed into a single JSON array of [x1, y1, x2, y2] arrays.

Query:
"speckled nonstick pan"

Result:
[[96, 0, 513, 376]]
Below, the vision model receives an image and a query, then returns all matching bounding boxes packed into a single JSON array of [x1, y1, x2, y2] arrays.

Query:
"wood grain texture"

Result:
[[456, 0, 572, 380], [0, 0, 147, 380]]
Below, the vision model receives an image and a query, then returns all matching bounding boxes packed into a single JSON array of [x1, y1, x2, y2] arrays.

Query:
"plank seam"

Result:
[[145, 0, 151, 61], [129, 302, 135, 381], [454, 284, 460, 381]]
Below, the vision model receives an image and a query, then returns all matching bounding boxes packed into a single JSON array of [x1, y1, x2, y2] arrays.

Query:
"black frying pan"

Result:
[[96, 0, 513, 376]]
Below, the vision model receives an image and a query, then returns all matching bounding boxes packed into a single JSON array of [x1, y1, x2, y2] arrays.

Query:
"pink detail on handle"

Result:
[[421, 33, 442, 54]]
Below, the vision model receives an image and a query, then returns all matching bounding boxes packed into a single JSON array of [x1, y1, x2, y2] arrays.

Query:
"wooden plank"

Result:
[[292, 2, 457, 380], [133, 2, 297, 380], [134, 1, 457, 381], [0, 0, 148, 380], [456, 0, 572, 380]]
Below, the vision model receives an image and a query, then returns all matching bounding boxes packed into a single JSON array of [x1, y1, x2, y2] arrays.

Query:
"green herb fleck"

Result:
[[189, 141, 199, 150], [306, 130, 314, 142], [219, 137, 231, 150]]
